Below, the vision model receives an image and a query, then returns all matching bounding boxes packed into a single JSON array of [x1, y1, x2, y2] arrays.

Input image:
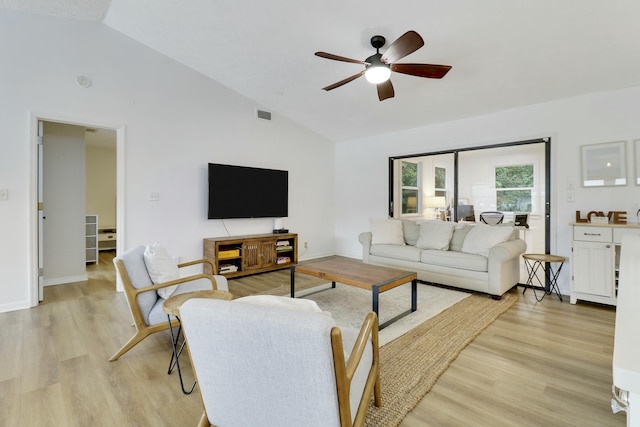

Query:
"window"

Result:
[[495, 164, 533, 212], [434, 166, 446, 198], [401, 161, 420, 214]]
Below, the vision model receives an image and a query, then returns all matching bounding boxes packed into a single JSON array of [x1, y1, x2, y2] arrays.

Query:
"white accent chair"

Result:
[[109, 245, 229, 361], [180, 296, 381, 427]]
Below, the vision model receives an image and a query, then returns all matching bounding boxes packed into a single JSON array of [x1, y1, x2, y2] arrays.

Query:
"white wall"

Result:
[[0, 10, 334, 312], [336, 86, 640, 295], [86, 144, 117, 229]]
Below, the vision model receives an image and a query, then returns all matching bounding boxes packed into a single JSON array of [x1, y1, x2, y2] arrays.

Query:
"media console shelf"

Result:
[[203, 233, 298, 278]]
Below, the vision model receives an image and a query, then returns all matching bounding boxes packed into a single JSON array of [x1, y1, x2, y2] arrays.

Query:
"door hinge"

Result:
[[38, 268, 44, 277]]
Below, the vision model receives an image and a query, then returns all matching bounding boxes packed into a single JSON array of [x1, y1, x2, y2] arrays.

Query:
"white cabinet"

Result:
[[86, 215, 98, 264], [98, 228, 117, 251], [571, 223, 640, 306]]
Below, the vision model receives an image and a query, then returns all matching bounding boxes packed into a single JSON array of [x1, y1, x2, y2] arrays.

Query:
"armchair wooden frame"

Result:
[[109, 258, 221, 362], [194, 311, 381, 427]]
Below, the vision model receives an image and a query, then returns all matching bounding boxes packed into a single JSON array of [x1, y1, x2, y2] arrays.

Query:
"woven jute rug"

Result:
[[365, 292, 517, 427]]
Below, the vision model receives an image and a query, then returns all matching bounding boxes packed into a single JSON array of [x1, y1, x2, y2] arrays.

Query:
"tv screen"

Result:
[[208, 163, 288, 219]]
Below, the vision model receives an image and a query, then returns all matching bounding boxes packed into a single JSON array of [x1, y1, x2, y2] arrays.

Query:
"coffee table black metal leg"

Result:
[[290, 265, 295, 298], [411, 279, 417, 312], [372, 286, 380, 318]]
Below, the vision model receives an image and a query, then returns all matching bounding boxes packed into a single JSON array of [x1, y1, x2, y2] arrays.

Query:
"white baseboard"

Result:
[[44, 274, 88, 286]]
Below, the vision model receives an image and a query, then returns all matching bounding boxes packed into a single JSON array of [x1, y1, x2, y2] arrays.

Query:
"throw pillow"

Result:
[[415, 221, 456, 250], [143, 242, 180, 299], [402, 219, 420, 246], [370, 218, 405, 245], [461, 223, 515, 257], [449, 223, 474, 252]]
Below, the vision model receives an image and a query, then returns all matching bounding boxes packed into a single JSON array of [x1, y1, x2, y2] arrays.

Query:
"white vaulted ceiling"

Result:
[[3, 0, 640, 142]]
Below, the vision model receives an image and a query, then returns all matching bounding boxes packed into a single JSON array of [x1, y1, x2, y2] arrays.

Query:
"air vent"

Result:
[[256, 109, 272, 121]]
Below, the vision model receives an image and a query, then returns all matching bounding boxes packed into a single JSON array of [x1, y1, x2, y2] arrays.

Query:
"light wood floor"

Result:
[[0, 251, 626, 426]]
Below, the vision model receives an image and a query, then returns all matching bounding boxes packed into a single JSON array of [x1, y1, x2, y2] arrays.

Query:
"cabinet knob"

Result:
[[606, 244, 611, 248]]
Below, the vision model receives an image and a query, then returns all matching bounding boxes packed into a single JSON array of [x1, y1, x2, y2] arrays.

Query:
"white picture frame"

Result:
[[635, 139, 640, 185], [581, 141, 627, 187]]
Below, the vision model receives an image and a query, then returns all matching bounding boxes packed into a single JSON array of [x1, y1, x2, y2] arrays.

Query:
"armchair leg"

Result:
[[197, 411, 211, 427], [373, 373, 382, 407], [109, 329, 152, 361]]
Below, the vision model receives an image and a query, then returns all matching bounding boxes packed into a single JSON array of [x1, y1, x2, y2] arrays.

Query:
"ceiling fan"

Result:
[[315, 30, 452, 101]]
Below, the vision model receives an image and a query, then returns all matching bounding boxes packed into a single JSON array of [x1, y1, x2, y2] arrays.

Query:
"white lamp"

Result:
[[425, 196, 446, 220], [425, 196, 446, 209]]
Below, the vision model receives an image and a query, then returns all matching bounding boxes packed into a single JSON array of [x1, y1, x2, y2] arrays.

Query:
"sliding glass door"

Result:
[[389, 138, 550, 280]]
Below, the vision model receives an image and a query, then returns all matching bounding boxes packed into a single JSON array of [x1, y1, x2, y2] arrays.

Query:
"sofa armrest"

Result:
[[359, 232, 373, 262], [487, 238, 527, 295], [488, 238, 527, 263]]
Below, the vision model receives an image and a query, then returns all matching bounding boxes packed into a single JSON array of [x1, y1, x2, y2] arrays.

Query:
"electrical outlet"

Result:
[[0, 189, 7, 200], [148, 192, 160, 201], [304, 241, 308, 249]]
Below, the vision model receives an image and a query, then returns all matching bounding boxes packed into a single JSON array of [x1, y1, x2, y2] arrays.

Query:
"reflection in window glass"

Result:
[[402, 161, 420, 214], [495, 164, 533, 212], [435, 167, 446, 198]]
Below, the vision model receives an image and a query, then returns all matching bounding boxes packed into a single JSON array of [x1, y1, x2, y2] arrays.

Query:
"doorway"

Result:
[[31, 114, 125, 305]]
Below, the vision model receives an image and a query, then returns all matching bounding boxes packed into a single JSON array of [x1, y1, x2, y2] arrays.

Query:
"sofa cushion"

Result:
[[449, 223, 474, 252], [370, 218, 405, 245], [370, 244, 423, 262], [402, 219, 420, 246], [420, 249, 488, 272], [461, 223, 515, 257], [415, 221, 455, 250]]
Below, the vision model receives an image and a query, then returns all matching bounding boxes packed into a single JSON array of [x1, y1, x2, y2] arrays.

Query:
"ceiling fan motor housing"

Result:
[[370, 35, 386, 50]]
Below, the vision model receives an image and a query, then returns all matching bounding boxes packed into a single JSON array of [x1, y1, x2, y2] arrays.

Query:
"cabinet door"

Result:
[[572, 241, 615, 297], [243, 240, 276, 271]]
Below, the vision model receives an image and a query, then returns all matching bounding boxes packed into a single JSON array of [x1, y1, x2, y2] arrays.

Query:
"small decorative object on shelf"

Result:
[[575, 210, 627, 224]]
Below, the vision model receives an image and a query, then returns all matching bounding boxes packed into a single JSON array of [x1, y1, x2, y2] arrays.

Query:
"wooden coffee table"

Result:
[[290, 257, 417, 329]]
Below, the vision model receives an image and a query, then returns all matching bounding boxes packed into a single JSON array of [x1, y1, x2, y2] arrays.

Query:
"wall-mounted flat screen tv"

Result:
[[208, 163, 288, 219]]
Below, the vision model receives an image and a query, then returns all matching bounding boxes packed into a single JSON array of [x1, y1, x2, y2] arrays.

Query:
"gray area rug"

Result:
[[296, 282, 470, 346]]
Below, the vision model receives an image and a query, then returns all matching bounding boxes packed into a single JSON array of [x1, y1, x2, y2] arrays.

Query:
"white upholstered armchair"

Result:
[[180, 296, 381, 427], [109, 245, 229, 361]]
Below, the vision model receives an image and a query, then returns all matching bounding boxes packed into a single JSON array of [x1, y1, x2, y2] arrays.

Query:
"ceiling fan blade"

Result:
[[377, 80, 395, 101], [380, 31, 424, 64], [321, 71, 365, 91], [315, 52, 367, 65], [391, 63, 452, 79]]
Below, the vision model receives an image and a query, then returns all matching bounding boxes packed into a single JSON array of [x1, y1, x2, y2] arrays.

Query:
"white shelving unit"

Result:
[[86, 215, 98, 264]]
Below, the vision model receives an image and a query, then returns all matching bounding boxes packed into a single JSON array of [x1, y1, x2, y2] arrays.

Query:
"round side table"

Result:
[[162, 289, 233, 394], [522, 253, 565, 302]]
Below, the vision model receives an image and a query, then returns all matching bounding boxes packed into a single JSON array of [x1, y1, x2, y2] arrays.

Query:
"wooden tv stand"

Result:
[[203, 233, 297, 278]]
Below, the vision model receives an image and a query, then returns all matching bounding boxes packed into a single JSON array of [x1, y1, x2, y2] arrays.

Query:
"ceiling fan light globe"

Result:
[[365, 66, 391, 84]]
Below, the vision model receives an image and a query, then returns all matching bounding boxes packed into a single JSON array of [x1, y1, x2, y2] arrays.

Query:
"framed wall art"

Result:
[[581, 141, 627, 187], [635, 139, 640, 185]]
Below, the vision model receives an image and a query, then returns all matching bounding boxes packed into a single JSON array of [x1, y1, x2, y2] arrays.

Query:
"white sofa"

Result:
[[359, 219, 527, 298]]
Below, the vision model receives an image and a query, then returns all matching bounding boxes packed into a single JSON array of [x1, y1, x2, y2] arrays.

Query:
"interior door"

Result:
[[37, 120, 44, 301]]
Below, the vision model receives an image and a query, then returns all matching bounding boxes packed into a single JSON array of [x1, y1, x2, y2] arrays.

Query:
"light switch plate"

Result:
[[0, 189, 8, 200]]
